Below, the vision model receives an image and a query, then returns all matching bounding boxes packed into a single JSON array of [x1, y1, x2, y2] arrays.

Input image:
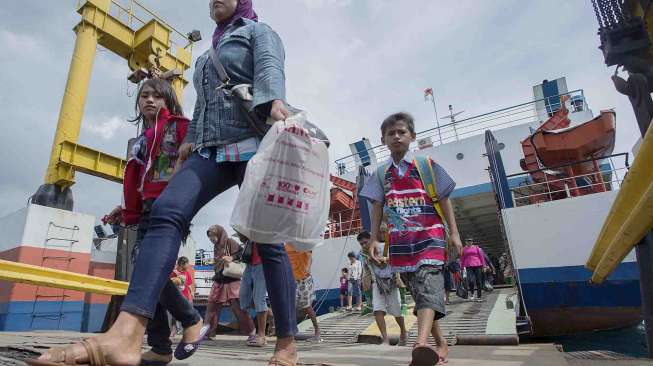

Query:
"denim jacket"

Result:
[[185, 18, 286, 148]]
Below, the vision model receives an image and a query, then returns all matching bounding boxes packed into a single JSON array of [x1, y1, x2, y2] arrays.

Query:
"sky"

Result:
[[0, 1, 643, 251]]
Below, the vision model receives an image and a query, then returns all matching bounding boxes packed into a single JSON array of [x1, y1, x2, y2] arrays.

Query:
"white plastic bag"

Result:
[[230, 112, 329, 250]]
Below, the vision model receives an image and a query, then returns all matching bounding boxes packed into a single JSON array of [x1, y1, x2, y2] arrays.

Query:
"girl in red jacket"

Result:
[[103, 79, 206, 364]]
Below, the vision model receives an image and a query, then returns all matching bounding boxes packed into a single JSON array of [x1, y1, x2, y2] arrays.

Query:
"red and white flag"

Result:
[[424, 87, 434, 101]]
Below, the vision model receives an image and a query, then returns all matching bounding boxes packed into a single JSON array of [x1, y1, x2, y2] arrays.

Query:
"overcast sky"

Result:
[[0, 1, 642, 251]]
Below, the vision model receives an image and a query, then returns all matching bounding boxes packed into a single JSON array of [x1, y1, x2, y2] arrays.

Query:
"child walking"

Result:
[[361, 112, 462, 366], [339, 268, 349, 309], [102, 79, 205, 364]]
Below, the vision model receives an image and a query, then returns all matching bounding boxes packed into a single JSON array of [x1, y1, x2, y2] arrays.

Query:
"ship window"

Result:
[[498, 143, 506, 150], [456, 153, 464, 160], [572, 98, 584, 112]]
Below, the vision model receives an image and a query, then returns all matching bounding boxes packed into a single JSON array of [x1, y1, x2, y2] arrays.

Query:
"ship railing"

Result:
[[506, 153, 629, 207], [334, 89, 587, 174], [324, 208, 362, 239], [77, 0, 193, 50]]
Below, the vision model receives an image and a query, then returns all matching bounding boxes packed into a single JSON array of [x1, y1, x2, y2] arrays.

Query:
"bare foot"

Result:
[[381, 338, 391, 346], [269, 336, 297, 365], [436, 343, 449, 362], [36, 313, 146, 365]]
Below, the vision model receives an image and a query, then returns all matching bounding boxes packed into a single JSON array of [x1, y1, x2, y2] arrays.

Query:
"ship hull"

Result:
[[519, 262, 641, 336]]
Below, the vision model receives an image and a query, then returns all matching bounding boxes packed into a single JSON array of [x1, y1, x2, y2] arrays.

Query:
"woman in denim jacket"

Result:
[[30, 1, 298, 366]]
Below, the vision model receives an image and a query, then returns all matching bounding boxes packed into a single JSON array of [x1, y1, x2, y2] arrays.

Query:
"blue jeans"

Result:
[[134, 199, 200, 355], [121, 153, 298, 337]]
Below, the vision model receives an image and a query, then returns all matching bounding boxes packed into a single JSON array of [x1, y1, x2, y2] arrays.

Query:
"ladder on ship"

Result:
[[29, 222, 80, 330]]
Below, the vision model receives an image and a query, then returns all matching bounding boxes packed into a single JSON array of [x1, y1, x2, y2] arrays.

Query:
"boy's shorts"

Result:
[[239, 264, 268, 313], [372, 283, 402, 317], [296, 275, 316, 310], [339, 288, 348, 296], [401, 265, 446, 320], [348, 279, 361, 298]]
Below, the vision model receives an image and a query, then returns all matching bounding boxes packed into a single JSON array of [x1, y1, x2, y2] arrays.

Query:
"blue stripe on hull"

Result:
[[518, 262, 641, 310], [0, 301, 110, 332]]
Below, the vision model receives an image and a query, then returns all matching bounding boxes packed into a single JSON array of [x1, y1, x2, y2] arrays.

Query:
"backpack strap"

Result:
[[376, 163, 391, 257], [412, 156, 446, 223]]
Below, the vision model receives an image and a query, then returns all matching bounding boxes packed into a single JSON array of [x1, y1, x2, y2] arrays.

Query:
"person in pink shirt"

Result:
[[171, 257, 194, 303], [460, 238, 487, 302]]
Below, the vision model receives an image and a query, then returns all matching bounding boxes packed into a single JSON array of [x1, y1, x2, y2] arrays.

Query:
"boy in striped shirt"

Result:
[[361, 112, 462, 366]]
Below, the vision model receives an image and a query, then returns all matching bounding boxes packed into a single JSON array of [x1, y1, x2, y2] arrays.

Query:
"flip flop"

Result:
[[306, 335, 323, 343], [267, 356, 297, 366], [173, 324, 210, 360], [26, 338, 106, 366], [437, 356, 449, 365], [411, 344, 439, 366], [246, 334, 258, 346], [247, 335, 267, 348]]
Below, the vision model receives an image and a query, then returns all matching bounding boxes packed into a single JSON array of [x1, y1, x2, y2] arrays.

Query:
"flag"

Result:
[[424, 87, 433, 101]]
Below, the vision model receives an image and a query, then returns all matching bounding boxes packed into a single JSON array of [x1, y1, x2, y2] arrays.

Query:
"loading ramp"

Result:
[[298, 287, 518, 346]]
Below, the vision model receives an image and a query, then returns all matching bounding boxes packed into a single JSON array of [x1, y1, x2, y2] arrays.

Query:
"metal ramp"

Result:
[[298, 311, 378, 344], [411, 289, 515, 345], [302, 288, 518, 346]]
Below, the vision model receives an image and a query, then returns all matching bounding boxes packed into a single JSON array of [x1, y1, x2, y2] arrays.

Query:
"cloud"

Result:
[[0, 29, 43, 57], [83, 116, 127, 140]]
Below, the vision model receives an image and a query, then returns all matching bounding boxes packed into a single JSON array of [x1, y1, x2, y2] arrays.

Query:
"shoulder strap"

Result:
[[376, 163, 391, 257], [208, 46, 231, 86], [412, 156, 446, 222]]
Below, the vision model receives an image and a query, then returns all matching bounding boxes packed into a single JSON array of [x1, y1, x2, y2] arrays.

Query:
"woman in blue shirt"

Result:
[[30, 1, 298, 366]]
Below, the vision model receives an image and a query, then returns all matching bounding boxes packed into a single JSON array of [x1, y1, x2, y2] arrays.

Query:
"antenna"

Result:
[[440, 104, 465, 141]]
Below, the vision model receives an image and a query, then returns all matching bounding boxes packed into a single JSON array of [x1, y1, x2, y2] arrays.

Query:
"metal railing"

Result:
[[507, 153, 629, 207], [324, 208, 362, 238], [77, 0, 193, 50], [334, 90, 587, 173]]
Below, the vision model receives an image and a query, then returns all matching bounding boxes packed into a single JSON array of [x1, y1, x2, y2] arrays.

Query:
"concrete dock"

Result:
[[0, 288, 650, 365], [2, 332, 650, 365]]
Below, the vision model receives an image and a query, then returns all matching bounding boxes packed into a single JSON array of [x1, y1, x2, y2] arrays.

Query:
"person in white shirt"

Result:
[[346, 252, 363, 311]]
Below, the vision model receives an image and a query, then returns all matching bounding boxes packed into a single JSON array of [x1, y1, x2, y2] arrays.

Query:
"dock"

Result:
[[2, 287, 645, 365]]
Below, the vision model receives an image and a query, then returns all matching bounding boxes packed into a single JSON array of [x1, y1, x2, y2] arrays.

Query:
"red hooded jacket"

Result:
[[122, 108, 189, 225]]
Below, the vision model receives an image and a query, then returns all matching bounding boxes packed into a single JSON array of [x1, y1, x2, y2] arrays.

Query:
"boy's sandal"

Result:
[[397, 336, 408, 347], [26, 338, 106, 366], [306, 335, 323, 343], [173, 323, 210, 360], [267, 356, 297, 366], [410, 344, 439, 366], [247, 335, 267, 347], [246, 334, 258, 345]]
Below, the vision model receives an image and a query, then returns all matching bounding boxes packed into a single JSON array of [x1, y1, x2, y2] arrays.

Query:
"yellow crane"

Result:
[[31, 0, 199, 210]]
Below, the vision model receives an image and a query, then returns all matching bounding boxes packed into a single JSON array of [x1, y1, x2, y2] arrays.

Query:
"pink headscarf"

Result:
[[211, 0, 258, 48]]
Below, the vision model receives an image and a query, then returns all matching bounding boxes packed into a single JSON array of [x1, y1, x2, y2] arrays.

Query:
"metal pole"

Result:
[[634, 117, 653, 359], [636, 233, 653, 358], [449, 105, 459, 141], [430, 94, 443, 145]]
